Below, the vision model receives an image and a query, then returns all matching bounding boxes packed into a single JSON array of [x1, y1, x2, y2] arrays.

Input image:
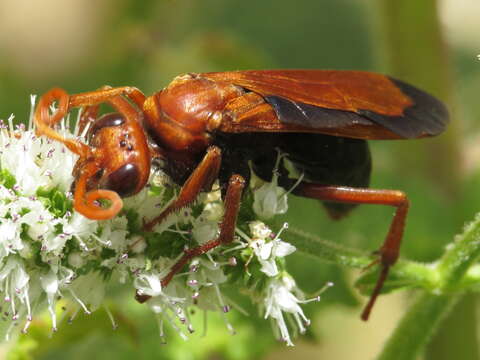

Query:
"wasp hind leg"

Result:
[[293, 183, 409, 321]]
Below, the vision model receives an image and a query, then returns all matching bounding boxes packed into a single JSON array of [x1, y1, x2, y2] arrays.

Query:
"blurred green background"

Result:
[[0, 0, 479, 359]]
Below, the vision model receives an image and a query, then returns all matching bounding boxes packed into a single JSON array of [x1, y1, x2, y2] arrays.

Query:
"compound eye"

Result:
[[106, 163, 140, 197]]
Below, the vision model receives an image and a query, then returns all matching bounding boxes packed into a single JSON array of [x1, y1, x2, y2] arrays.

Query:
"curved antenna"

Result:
[[34, 88, 90, 158], [73, 162, 123, 220]]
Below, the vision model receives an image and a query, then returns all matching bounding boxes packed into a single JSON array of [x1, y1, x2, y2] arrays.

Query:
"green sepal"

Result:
[[355, 267, 421, 296], [0, 168, 16, 189], [36, 186, 72, 217]]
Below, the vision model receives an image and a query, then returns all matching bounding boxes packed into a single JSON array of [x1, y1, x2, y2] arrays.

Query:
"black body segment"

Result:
[[214, 132, 372, 218], [276, 133, 371, 218]]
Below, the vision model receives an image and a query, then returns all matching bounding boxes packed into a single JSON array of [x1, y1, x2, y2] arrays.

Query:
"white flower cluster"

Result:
[[241, 221, 332, 346], [0, 98, 329, 345]]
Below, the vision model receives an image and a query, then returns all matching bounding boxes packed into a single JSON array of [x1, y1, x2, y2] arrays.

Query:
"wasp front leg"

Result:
[[143, 146, 222, 232], [137, 174, 245, 303]]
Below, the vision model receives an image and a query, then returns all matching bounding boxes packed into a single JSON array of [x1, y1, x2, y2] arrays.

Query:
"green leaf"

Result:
[[144, 229, 191, 260]]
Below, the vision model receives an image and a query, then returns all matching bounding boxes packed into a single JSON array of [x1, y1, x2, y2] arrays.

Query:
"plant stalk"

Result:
[[377, 214, 480, 359]]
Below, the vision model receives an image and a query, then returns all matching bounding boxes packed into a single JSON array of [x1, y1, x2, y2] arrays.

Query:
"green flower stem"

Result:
[[278, 224, 436, 287], [377, 214, 480, 360], [437, 214, 480, 290], [279, 225, 370, 268], [460, 264, 480, 289]]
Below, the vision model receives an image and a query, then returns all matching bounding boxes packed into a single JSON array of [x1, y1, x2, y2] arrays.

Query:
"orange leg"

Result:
[[143, 146, 222, 232], [295, 183, 409, 321], [137, 174, 245, 303]]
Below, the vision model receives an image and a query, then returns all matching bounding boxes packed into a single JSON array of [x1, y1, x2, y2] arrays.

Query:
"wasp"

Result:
[[34, 70, 449, 320]]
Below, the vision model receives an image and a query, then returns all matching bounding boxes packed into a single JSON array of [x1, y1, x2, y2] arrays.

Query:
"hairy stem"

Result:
[[377, 214, 480, 359], [274, 224, 436, 289]]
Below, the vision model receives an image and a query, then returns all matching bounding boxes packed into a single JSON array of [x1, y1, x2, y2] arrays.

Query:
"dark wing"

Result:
[[203, 70, 449, 139]]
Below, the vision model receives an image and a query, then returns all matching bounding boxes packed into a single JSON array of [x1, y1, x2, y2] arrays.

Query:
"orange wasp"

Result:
[[34, 70, 448, 320]]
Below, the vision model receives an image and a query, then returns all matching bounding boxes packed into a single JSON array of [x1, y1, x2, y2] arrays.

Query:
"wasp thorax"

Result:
[[142, 75, 243, 155]]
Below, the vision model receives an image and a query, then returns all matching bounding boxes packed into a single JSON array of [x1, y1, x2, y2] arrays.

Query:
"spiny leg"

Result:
[[143, 146, 222, 232], [137, 174, 245, 303], [294, 183, 409, 321]]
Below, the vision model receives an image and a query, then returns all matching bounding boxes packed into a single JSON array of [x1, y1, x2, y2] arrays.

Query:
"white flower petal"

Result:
[[262, 275, 315, 346], [272, 240, 296, 257], [249, 221, 272, 240], [135, 272, 163, 297], [253, 182, 288, 219], [259, 259, 279, 277], [40, 270, 59, 295], [258, 241, 273, 260]]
